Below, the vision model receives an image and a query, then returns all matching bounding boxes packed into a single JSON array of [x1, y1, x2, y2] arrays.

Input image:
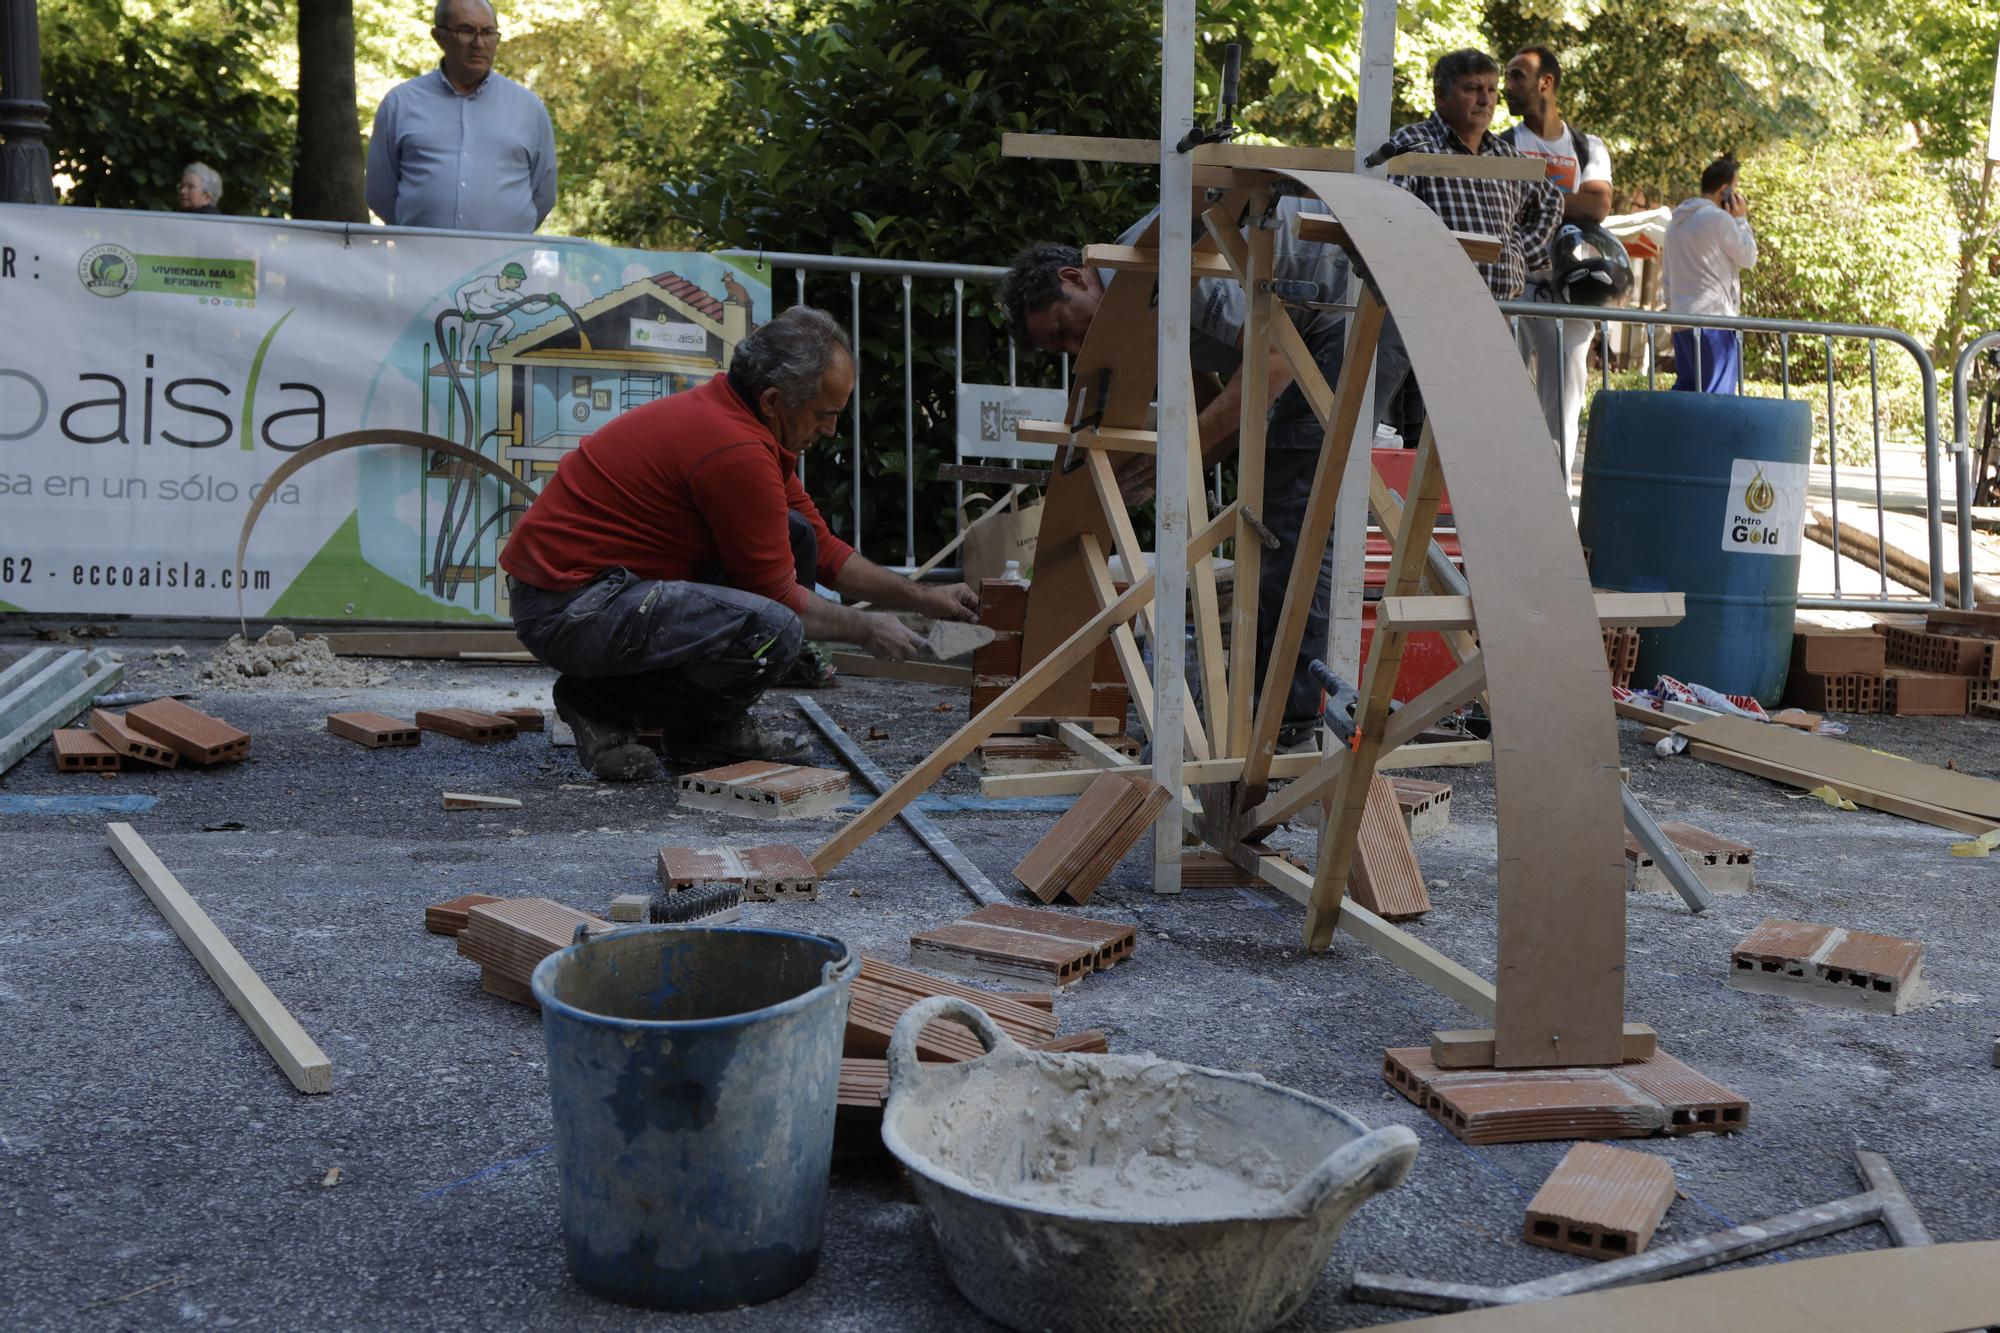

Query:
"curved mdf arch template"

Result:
[[1282, 168, 1626, 1068]]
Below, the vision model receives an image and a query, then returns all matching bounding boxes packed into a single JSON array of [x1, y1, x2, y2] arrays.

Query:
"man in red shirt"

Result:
[[502, 306, 977, 780]]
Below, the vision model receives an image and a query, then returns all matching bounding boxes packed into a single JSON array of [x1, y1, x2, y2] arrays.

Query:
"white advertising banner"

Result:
[[0, 205, 769, 621]]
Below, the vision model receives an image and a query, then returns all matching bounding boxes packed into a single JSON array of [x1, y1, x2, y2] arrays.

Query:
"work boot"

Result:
[[666, 711, 815, 766], [784, 638, 839, 689], [552, 684, 662, 782]]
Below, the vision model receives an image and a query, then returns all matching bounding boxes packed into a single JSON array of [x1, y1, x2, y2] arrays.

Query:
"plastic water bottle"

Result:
[[1003, 559, 1023, 582]]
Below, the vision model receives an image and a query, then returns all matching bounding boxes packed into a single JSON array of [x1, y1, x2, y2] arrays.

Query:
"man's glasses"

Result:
[[440, 24, 501, 43]]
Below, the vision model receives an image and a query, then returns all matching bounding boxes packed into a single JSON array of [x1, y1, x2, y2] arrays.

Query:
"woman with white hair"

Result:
[[177, 163, 223, 213]]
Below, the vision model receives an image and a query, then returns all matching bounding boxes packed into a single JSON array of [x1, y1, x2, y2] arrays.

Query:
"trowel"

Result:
[[900, 616, 996, 661]]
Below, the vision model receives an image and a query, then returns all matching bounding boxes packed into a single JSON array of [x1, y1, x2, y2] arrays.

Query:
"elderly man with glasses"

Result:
[[365, 0, 557, 234]]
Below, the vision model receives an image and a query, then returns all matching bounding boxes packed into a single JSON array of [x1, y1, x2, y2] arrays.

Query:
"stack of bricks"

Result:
[[674, 762, 849, 819], [658, 843, 819, 902], [1871, 620, 1993, 716], [1601, 625, 1641, 689], [1013, 770, 1170, 904], [1382, 1046, 1748, 1145], [1784, 630, 1885, 714], [909, 903, 1136, 989], [415, 708, 518, 742], [846, 964, 1121, 1153], [455, 897, 613, 1006], [1727, 917, 1924, 1015], [1391, 777, 1452, 840], [86, 700, 251, 769], [971, 578, 1130, 726]]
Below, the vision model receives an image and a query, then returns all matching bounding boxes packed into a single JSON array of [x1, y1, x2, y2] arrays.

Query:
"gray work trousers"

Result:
[[1255, 316, 1412, 729], [508, 511, 811, 733]]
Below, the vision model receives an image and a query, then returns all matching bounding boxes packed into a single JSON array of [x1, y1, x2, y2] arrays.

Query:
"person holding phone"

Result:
[[1662, 157, 1757, 393]]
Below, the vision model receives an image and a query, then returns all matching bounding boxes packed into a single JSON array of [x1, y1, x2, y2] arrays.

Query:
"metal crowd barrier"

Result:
[[1501, 301, 1948, 611]]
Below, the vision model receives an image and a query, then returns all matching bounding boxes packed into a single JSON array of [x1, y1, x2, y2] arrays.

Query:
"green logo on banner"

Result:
[[135, 255, 259, 300], [77, 249, 257, 300]]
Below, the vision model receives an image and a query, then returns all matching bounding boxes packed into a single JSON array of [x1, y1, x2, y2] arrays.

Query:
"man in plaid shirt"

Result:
[[1384, 49, 1563, 301]]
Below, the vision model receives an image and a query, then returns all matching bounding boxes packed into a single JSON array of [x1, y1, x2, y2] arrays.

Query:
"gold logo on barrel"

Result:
[[1744, 467, 1776, 515]]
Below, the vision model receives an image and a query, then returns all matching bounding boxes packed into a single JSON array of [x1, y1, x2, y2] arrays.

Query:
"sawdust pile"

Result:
[[200, 626, 386, 690]]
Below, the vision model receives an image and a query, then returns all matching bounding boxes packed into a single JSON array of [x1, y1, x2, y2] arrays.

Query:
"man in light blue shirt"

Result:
[[366, 0, 557, 234]]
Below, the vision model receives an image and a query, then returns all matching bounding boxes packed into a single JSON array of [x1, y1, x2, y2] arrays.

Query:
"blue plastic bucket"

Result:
[[532, 925, 858, 1311], [1580, 391, 1813, 703]]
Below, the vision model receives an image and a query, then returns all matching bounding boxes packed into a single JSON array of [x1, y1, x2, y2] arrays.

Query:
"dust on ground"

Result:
[[199, 625, 387, 690]]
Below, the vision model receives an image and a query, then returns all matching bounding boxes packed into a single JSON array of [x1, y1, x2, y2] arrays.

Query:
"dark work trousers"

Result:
[[508, 511, 814, 734], [1254, 315, 1412, 730]]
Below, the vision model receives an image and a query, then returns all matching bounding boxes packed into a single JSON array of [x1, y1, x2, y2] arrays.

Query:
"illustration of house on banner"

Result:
[[427, 270, 753, 616]]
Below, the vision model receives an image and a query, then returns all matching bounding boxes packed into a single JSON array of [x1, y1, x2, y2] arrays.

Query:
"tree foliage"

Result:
[[1739, 136, 1957, 382], [41, 0, 296, 214], [664, 0, 1164, 556], [1484, 0, 1850, 205]]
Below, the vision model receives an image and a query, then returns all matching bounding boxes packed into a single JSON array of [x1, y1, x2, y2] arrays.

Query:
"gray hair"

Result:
[[182, 162, 222, 204], [433, 0, 496, 29], [1431, 48, 1499, 99], [731, 306, 852, 407]]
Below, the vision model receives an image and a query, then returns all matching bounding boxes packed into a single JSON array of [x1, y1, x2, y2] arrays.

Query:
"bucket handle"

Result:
[[887, 995, 1018, 1088], [1277, 1124, 1419, 1219]]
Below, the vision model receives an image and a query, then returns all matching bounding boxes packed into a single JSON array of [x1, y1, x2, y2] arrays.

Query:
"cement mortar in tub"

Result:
[[882, 996, 1418, 1333]]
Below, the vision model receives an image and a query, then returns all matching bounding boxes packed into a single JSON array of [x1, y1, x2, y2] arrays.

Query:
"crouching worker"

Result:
[[501, 306, 977, 780]]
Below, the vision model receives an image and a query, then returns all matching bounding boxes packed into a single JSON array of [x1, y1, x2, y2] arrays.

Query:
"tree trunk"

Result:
[[291, 0, 366, 221]]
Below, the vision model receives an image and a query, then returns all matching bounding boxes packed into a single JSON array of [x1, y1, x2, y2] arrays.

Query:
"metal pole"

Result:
[[1151, 0, 1194, 896], [0, 0, 55, 205], [903, 272, 915, 568], [849, 272, 863, 552], [1329, 0, 1398, 691]]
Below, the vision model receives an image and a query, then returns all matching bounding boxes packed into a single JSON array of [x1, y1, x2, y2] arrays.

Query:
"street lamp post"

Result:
[[0, 0, 56, 205]]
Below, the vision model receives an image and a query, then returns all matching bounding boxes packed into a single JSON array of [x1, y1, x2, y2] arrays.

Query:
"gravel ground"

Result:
[[3, 623, 1996, 1331]]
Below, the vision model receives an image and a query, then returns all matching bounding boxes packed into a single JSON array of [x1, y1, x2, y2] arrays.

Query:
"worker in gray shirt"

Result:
[[1001, 196, 1410, 749], [366, 0, 557, 234]]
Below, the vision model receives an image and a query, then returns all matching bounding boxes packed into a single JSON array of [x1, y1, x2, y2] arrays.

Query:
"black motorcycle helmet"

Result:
[[1551, 222, 1633, 306]]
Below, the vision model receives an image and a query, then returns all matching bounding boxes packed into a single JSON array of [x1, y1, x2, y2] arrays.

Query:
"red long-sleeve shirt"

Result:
[[498, 373, 853, 612]]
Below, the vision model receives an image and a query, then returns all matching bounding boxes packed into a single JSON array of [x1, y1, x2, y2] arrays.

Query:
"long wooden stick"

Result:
[[1306, 427, 1446, 950], [1251, 651, 1487, 829], [1082, 451, 1211, 758], [1238, 293, 1386, 791], [811, 503, 1241, 873], [105, 823, 332, 1094]]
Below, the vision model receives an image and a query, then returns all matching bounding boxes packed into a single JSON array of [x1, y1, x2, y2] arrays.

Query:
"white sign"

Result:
[[0, 205, 764, 620], [955, 383, 1069, 462], [630, 316, 709, 353], [1719, 458, 1807, 557]]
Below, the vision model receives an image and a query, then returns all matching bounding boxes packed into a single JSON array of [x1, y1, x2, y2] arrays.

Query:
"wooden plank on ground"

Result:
[[104, 822, 332, 1094], [1380, 1241, 2000, 1332], [1676, 715, 2000, 823]]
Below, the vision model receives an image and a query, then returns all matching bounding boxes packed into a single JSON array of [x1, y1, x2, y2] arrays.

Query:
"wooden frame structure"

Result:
[[812, 137, 1639, 1069]]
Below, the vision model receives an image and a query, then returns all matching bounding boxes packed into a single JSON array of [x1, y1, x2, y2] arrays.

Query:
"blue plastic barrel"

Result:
[[532, 925, 858, 1311], [1579, 391, 1813, 704]]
